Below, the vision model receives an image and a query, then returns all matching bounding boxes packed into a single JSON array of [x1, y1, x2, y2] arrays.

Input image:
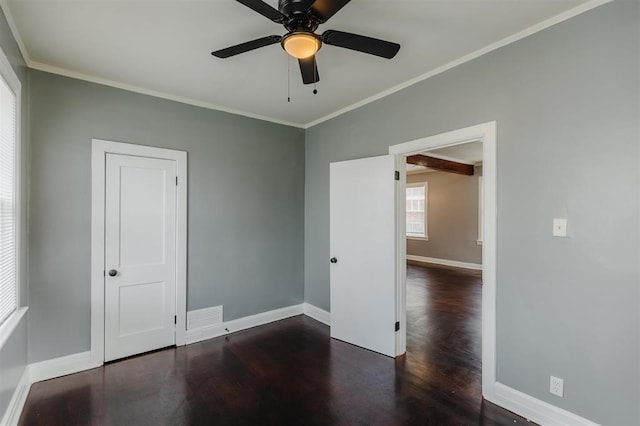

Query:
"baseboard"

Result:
[[28, 351, 102, 384], [5, 312, 598, 426], [0, 367, 30, 426], [490, 382, 599, 426], [1, 352, 101, 425], [302, 303, 331, 326], [185, 304, 304, 345], [406, 255, 482, 270]]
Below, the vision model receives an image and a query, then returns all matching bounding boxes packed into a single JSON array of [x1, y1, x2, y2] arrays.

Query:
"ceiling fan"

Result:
[[211, 0, 401, 85]]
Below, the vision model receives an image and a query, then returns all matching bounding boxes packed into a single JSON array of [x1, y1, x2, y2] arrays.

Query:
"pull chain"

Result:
[[313, 55, 318, 95], [287, 55, 291, 102]]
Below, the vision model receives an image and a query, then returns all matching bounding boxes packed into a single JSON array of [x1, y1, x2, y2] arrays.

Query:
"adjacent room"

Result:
[[0, 1, 638, 425], [401, 140, 487, 421]]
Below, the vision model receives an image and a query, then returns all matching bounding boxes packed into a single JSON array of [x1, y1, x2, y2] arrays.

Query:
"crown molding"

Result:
[[0, 0, 612, 130], [28, 61, 305, 128], [303, 0, 612, 128]]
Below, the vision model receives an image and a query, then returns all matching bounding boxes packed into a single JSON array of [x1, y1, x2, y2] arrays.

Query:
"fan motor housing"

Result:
[[279, 0, 319, 31], [278, 0, 313, 15]]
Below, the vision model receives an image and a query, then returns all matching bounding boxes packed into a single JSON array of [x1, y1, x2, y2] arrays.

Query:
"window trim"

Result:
[[0, 44, 23, 334], [477, 176, 483, 245], [405, 181, 428, 240]]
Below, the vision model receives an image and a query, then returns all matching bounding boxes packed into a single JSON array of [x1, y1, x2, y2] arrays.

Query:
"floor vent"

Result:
[[187, 305, 223, 330]]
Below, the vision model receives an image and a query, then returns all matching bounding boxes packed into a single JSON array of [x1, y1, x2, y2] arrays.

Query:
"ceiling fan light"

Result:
[[282, 33, 320, 59]]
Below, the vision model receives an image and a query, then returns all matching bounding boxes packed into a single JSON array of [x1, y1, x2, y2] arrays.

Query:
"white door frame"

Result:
[[90, 139, 188, 365], [389, 121, 497, 400]]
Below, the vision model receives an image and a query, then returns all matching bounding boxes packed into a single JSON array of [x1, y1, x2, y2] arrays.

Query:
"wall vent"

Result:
[[187, 305, 223, 330]]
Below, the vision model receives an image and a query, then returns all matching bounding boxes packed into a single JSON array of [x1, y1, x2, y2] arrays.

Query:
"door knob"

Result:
[[108, 269, 118, 277], [330, 257, 338, 264]]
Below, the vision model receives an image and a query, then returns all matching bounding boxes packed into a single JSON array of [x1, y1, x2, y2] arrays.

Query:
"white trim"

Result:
[[0, 307, 26, 350], [28, 351, 100, 384], [304, 0, 611, 128], [0, 38, 21, 91], [0, 40, 25, 418], [0, 366, 30, 426], [185, 304, 304, 345], [390, 125, 488, 156], [406, 255, 482, 271], [0, 0, 610, 129], [302, 303, 331, 326], [394, 154, 408, 356], [2, 305, 327, 424], [13, 51, 22, 322], [91, 139, 188, 366], [389, 121, 497, 401], [478, 175, 484, 244], [2, 323, 600, 426], [0, 40, 22, 330], [28, 61, 305, 129], [405, 182, 428, 239], [0, 0, 31, 67], [2, 350, 100, 425], [490, 383, 600, 426]]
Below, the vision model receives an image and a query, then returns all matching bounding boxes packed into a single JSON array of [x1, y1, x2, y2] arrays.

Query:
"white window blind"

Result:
[[0, 73, 16, 326]]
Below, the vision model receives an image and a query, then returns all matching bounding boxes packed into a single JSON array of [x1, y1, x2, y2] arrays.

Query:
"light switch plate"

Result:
[[553, 218, 568, 237]]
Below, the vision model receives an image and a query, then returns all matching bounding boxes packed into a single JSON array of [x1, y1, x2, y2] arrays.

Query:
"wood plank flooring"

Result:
[[19, 263, 529, 425]]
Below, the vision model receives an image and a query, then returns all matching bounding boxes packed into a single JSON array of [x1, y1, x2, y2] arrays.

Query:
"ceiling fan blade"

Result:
[[310, 0, 351, 23], [212, 35, 282, 58], [235, 0, 285, 23], [322, 30, 400, 59], [299, 56, 319, 84]]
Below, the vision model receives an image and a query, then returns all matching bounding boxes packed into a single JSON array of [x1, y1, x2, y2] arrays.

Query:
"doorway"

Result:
[[403, 141, 484, 402], [390, 121, 497, 399], [90, 139, 188, 364]]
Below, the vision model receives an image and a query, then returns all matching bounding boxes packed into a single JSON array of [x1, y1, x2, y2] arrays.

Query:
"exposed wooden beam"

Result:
[[406, 155, 474, 176]]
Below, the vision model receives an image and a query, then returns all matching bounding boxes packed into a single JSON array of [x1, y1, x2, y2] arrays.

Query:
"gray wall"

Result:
[[28, 70, 305, 363], [406, 170, 481, 264], [0, 317, 27, 419], [0, 4, 29, 421], [304, 2, 639, 425]]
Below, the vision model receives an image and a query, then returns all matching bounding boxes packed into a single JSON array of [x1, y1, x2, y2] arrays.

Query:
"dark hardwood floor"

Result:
[[20, 263, 529, 425]]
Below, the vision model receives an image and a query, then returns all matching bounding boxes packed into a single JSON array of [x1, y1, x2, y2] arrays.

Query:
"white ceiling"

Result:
[[428, 141, 483, 165], [2, 0, 597, 127], [406, 141, 483, 173]]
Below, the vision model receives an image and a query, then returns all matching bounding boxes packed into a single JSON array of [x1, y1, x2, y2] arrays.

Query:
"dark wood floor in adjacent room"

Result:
[[20, 263, 529, 425]]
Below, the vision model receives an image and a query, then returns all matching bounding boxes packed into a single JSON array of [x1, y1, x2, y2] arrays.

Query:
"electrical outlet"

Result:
[[550, 376, 564, 397]]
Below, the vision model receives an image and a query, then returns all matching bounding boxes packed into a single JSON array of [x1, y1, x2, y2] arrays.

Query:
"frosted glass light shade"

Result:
[[282, 33, 320, 59]]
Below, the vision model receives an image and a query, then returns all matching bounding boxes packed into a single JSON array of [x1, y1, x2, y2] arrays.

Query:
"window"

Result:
[[406, 182, 427, 238], [0, 53, 19, 327]]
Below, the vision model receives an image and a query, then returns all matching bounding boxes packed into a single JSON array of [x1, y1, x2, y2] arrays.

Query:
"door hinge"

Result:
[[394, 171, 400, 181], [174, 315, 177, 325], [395, 321, 400, 332], [103, 270, 105, 277], [175, 176, 178, 186]]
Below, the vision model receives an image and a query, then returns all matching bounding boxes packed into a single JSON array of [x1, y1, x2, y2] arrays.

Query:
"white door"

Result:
[[104, 153, 177, 362], [330, 155, 398, 357]]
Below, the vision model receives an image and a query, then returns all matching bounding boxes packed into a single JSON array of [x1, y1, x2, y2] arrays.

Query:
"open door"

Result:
[[330, 155, 398, 357]]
